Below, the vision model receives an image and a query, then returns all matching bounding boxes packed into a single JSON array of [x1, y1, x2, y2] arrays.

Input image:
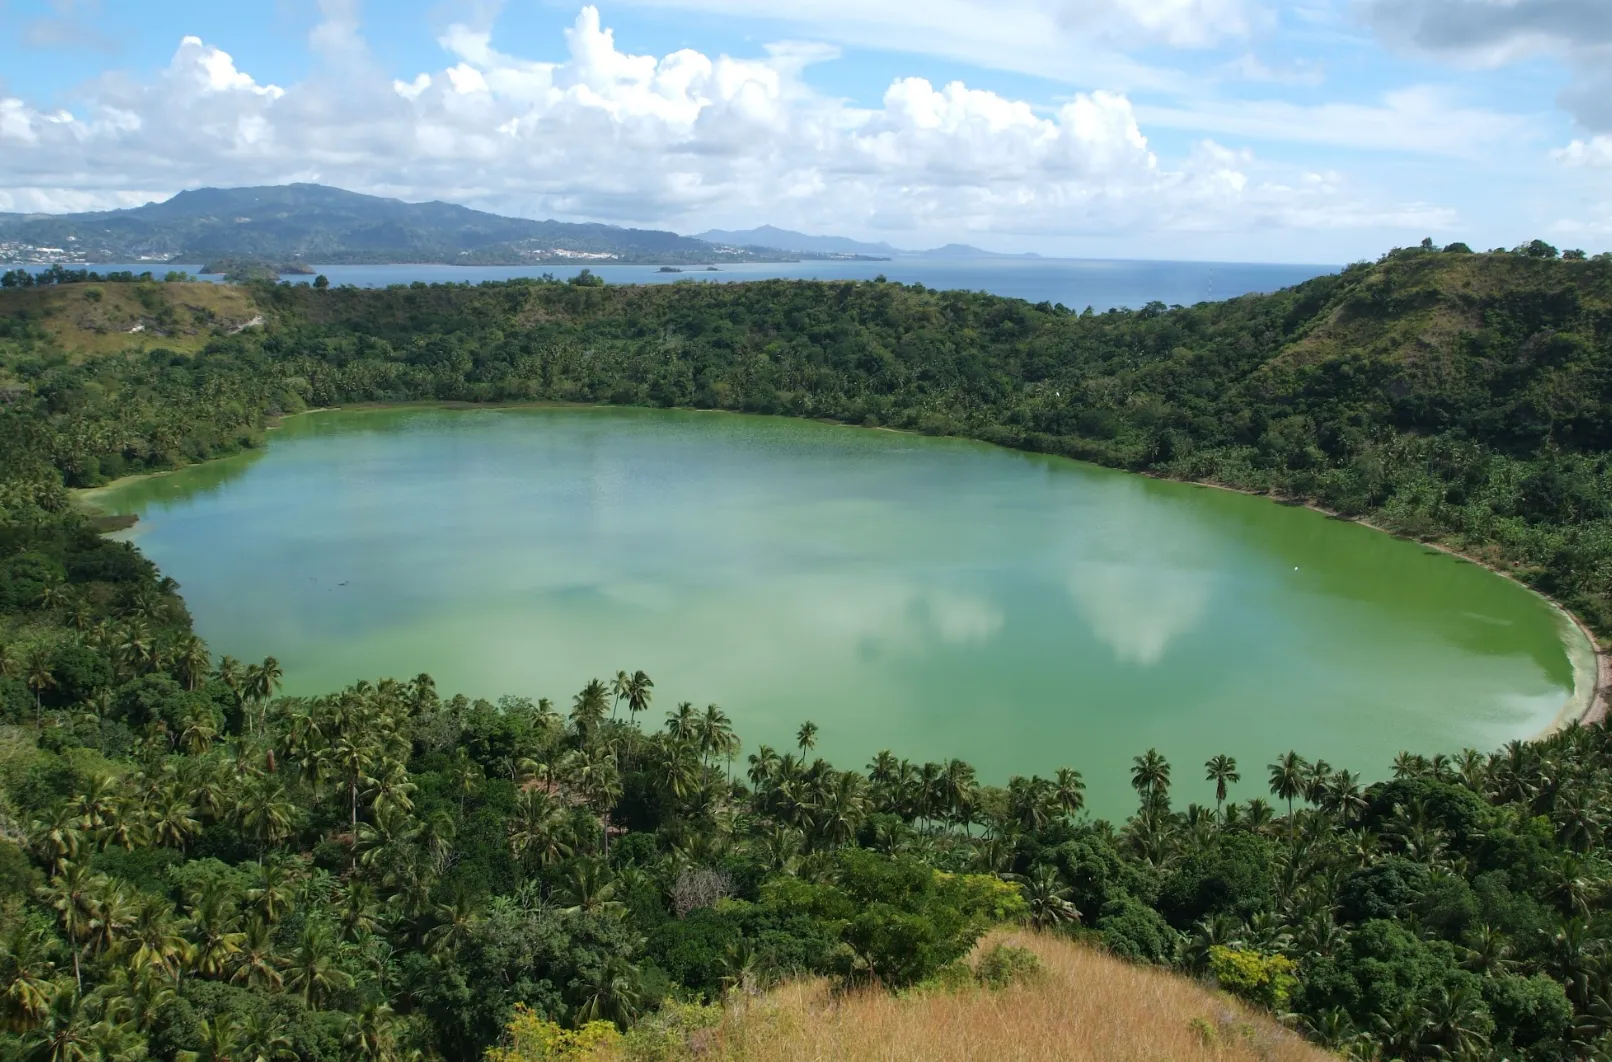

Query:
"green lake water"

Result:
[[92, 406, 1594, 819]]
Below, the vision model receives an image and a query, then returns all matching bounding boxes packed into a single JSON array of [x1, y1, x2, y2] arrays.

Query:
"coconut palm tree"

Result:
[[558, 859, 625, 917], [230, 918, 285, 992], [1052, 766, 1085, 820], [24, 649, 55, 728], [795, 720, 819, 753], [625, 670, 654, 724], [176, 1015, 243, 1062], [235, 1011, 295, 1062], [146, 786, 200, 851], [576, 957, 643, 1028], [235, 782, 297, 854], [1204, 754, 1239, 813], [124, 896, 190, 985], [0, 925, 60, 1032], [1130, 749, 1171, 806], [175, 637, 211, 692], [508, 790, 573, 870], [36, 863, 96, 989], [344, 1003, 401, 1062], [1017, 865, 1081, 928], [184, 883, 245, 979], [285, 921, 353, 1009], [570, 679, 610, 740], [424, 895, 481, 959], [610, 670, 632, 721], [1267, 751, 1309, 835]]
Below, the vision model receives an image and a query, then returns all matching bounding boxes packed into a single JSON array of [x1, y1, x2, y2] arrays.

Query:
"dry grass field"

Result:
[[0, 279, 261, 358], [674, 930, 1333, 1062]]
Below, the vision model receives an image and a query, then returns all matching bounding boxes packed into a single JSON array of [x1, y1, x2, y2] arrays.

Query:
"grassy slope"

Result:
[[675, 931, 1329, 1062], [0, 280, 260, 360]]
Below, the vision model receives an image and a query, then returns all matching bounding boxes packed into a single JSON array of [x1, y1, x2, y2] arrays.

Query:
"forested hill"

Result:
[[9, 245, 1612, 1062], [5, 241, 1612, 628], [0, 184, 781, 266]]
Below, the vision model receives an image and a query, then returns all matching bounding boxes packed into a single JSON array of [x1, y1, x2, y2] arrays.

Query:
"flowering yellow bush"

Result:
[[485, 1005, 622, 1062], [1207, 946, 1298, 1010]]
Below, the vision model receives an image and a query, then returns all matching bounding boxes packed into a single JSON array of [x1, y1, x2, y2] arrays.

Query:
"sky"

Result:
[[0, 0, 1608, 262]]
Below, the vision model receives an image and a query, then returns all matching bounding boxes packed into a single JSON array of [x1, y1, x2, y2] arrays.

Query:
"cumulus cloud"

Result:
[[0, 5, 1442, 239], [1363, 0, 1612, 132], [1555, 137, 1612, 168]]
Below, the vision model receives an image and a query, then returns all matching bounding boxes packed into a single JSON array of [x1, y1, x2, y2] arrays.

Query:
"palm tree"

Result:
[[36, 863, 96, 989], [245, 656, 284, 734], [795, 720, 818, 753], [175, 637, 212, 692], [558, 860, 625, 917], [570, 679, 610, 740], [0, 925, 60, 1032], [185, 883, 246, 979], [125, 896, 190, 985], [19, 985, 99, 1062], [147, 786, 200, 850], [575, 957, 642, 1028], [1267, 750, 1309, 835], [625, 670, 654, 724], [24, 649, 55, 728], [424, 895, 481, 958], [610, 670, 632, 721], [1017, 865, 1081, 928], [508, 790, 573, 870], [285, 921, 353, 1009], [235, 1011, 295, 1062], [1130, 748, 1171, 806], [177, 1016, 243, 1062], [343, 1003, 401, 1062], [230, 918, 285, 992], [318, 734, 378, 830], [235, 781, 297, 853], [1052, 767, 1085, 819], [1204, 754, 1239, 813]]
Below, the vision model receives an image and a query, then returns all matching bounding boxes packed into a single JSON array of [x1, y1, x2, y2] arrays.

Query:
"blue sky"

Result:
[[1, 0, 1608, 261]]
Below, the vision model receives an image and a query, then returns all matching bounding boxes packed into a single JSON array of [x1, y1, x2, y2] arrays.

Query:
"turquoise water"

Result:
[[94, 407, 1588, 819]]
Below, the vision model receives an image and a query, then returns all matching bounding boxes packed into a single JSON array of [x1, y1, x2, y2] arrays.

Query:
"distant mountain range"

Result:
[[693, 225, 1039, 259], [0, 184, 1041, 267], [0, 185, 878, 267]]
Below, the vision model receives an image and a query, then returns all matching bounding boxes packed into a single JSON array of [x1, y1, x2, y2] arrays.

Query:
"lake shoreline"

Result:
[[1165, 475, 1608, 735], [76, 398, 1603, 740]]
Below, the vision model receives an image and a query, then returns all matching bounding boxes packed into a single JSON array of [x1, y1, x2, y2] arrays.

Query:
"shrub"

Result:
[[485, 1005, 621, 1061], [972, 943, 1042, 989], [1208, 946, 1298, 1010]]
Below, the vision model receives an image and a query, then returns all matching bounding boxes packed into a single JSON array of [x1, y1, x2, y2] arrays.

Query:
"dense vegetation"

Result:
[[3, 242, 1612, 1060]]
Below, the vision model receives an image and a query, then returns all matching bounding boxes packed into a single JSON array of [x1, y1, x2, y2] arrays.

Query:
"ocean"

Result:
[[17, 257, 1338, 312]]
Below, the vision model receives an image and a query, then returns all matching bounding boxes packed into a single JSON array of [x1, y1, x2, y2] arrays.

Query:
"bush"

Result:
[[1208, 946, 1297, 1009], [485, 1005, 620, 1061], [971, 942, 1042, 989], [1096, 897, 1177, 964]]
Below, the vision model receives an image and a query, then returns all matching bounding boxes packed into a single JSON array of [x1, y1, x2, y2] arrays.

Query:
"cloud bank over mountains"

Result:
[[0, 1, 1604, 256]]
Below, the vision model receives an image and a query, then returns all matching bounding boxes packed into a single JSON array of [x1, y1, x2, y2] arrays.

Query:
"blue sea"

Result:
[[19, 257, 1338, 312]]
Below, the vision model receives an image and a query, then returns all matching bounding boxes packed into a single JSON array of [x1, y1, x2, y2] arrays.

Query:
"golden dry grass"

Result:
[[0, 280, 261, 359], [690, 931, 1333, 1062]]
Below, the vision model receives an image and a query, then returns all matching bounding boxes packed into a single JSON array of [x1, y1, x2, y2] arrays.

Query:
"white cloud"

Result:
[[1137, 86, 1536, 159], [0, 5, 1468, 245], [1555, 136, 1612, 168], [1362, 0, 1612, 132], [604, 0, 1250, 91]]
